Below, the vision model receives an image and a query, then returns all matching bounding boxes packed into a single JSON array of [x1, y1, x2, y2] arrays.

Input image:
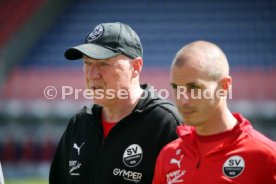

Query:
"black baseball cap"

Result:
[[64, 22, 143, 60]]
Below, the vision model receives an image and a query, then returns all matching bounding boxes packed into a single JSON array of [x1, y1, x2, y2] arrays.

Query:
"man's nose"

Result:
[[87, 63, 101, 79], [179, 95, 190, 105], [175, 89, 191, 105]]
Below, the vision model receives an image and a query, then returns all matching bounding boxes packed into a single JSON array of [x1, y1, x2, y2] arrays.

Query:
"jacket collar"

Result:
[[177, 113, 253, 146]]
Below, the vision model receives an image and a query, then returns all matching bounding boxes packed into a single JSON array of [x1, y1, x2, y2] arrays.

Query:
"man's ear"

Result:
[[132, 57, 143, 77], [219, 76, 232, 97]]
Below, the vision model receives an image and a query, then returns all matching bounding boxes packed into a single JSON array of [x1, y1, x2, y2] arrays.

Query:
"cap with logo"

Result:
[[64, 22, 143, 60]]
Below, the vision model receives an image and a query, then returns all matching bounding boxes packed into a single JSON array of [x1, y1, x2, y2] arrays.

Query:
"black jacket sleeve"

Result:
[[49, 117, 75, 184]]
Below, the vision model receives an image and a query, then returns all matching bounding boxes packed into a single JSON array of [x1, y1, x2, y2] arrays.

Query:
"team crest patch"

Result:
[[223, 155, 245, 178], [69, 160, 81, 176], [166, 170, 185, 184], [87, 25, 104, 41], [123, 144, 143, 167]]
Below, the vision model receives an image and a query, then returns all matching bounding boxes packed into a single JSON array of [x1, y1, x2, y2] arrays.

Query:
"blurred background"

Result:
[[0, 0, 275, 183]]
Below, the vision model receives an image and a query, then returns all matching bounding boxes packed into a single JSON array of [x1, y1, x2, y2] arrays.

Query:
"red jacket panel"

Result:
[[152, 114, 276, 184]]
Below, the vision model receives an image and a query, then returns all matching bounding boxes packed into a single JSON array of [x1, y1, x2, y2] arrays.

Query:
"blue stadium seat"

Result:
[[19, 0, 276, 69]]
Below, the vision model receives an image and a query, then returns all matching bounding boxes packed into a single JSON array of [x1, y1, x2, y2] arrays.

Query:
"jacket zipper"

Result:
[[196, 161, 201, 168], [94, 125, 105, 184], [93, 110, 141, 183], [195, 145, 227, 170]]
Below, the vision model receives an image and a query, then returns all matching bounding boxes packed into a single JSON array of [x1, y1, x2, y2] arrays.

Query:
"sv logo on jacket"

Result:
[[223, 155, 245, 178], [123, 144, 143, 167], [113, 144, 143, 183]]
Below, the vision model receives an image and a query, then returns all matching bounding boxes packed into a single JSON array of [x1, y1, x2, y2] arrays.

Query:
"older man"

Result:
[[49, 22, 182, 184]]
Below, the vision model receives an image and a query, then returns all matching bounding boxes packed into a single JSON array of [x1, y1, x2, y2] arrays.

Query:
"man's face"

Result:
[[83, 55, 134, 107], [170, 59, 220, 127]]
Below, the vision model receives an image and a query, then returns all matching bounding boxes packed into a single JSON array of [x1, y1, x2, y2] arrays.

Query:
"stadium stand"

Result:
[[15, 0, 276, 69], [1, 0, 275, 100], [0, 0, 45, 46]]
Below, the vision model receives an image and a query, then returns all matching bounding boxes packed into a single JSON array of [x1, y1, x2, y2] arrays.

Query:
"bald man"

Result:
[[152, 41, 276, 184]]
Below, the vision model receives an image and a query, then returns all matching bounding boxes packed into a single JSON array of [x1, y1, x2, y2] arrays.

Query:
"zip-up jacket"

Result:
[[152, 113, 276, 184], [49, 84, 182, 184]]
